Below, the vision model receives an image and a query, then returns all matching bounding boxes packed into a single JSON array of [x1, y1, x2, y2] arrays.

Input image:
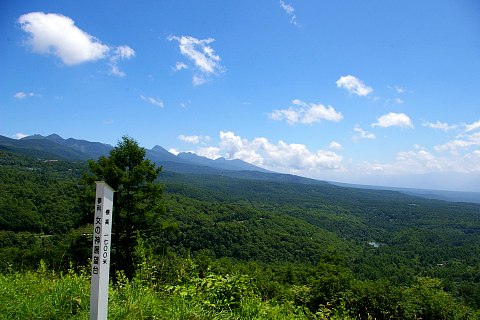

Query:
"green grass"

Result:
[[3, 261, 477, 319], [0, 265, 315, 320]]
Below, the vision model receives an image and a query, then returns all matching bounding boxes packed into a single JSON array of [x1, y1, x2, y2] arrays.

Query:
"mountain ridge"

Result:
[[1, 134, 271, 176], [1, 133, 478, 203]]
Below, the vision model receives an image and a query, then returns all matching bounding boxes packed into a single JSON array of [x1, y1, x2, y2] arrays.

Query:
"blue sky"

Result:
[[1, 1, 479, 191]]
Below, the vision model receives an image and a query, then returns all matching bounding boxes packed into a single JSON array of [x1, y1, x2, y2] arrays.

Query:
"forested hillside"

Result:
[[1, 149, 480, 319]]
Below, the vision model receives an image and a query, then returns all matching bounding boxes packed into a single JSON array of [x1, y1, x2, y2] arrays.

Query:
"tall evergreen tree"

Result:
[[83, 136, 163, 278]]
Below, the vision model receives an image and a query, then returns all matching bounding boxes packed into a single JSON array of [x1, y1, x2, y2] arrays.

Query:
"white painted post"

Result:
[[90, 181, 114, 320]]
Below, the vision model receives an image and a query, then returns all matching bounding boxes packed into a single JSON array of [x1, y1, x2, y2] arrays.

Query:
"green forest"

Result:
[[1, 140, 480, 319]]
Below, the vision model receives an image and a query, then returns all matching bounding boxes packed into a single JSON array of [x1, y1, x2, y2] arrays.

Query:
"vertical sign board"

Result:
[[90, 181, 114, 320]]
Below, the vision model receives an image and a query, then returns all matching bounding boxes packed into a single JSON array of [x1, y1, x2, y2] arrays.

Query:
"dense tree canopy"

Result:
[[2, 146, 480, 317]]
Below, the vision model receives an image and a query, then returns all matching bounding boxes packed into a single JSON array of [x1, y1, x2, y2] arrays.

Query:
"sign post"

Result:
[[90, 181, 114, 320]]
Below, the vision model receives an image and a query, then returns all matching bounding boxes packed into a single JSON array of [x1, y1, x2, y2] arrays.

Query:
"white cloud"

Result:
[[423, 121, 457, 132], [435, 131, 480, 154], [465, 120, 480, 132], [168, 148, 180, 155], [336, 75, 373, 96], [396, 150, 442, 171], [433, 121, 480, 154], [178, 135, 200, 144], [385, 98, 404, 105], [434, 140, 474, 153], [196, 147, 221, 159], [219, 131, 263, 165], [178, 135, 211, 144], [329, 141, 342, 150], [14, 91, 36, 99], [192, 74, 208, 86], [388, 85, 408, 94], [268, 99, 343, 125], [140, 95, 164, 108], [18, 12, 109, 65], [114, 45, 135, 60], [18, 12, 134, 76], [109, 45, 135, 77], [168, 35, 225, 85], [353, 125, 376, 141], [357, 127, 480, 177], [359, 146, 480, 177], [372, 112, 413, 128], [279, 0, 295, 14], [279, 0, 300, 26], [13, 133, 29, 139], [218, 131, 343, 172], [173, 61, 188, 71]]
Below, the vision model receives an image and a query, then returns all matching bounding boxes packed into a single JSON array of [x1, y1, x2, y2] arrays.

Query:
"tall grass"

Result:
[[0, 262, 316, 320]]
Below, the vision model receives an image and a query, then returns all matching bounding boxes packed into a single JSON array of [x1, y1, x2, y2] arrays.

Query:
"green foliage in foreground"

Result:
[[0, 263, 311, 320], [1, 258, 479, 320]]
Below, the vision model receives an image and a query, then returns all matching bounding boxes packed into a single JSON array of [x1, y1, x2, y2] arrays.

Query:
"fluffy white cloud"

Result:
[[336, 75, 373, 96], [279, 0, 299, 26], [372, 112, 413, 128], [140, 95, 164, 108], [18, 12, 109, 65], [423, 121, 457, 132], [329, 141, 342, 150], [218, 131, 343, 172], [179, 135, 200, 144], [169, 35, 225, 85], [18, 12, 134, 76], [268, 99, 343, 125], [178, 135, 211, 144], [353, 125, 376, 141], [219, 131, 264, 165], [14, 91, 36, 99], [196, 147, 221, 160]]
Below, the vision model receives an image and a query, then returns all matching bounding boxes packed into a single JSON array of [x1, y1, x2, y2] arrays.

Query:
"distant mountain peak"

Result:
[[152, 145, 166, 151], [21, 133, 65, 143], [177, 151, 200, 157], [46, 134, 64, 142], [21, 134, 45, 140]]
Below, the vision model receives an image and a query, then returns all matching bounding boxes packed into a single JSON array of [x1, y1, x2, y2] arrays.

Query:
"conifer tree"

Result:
[[84, 136, 163, 278]]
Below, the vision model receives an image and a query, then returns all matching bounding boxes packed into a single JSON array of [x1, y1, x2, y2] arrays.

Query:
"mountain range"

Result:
[[0, 133, 297, 180], [1, 133, 478, 204]]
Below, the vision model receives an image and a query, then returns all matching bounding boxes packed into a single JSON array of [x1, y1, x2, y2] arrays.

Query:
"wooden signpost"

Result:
[[90, 181, 114, 320]]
